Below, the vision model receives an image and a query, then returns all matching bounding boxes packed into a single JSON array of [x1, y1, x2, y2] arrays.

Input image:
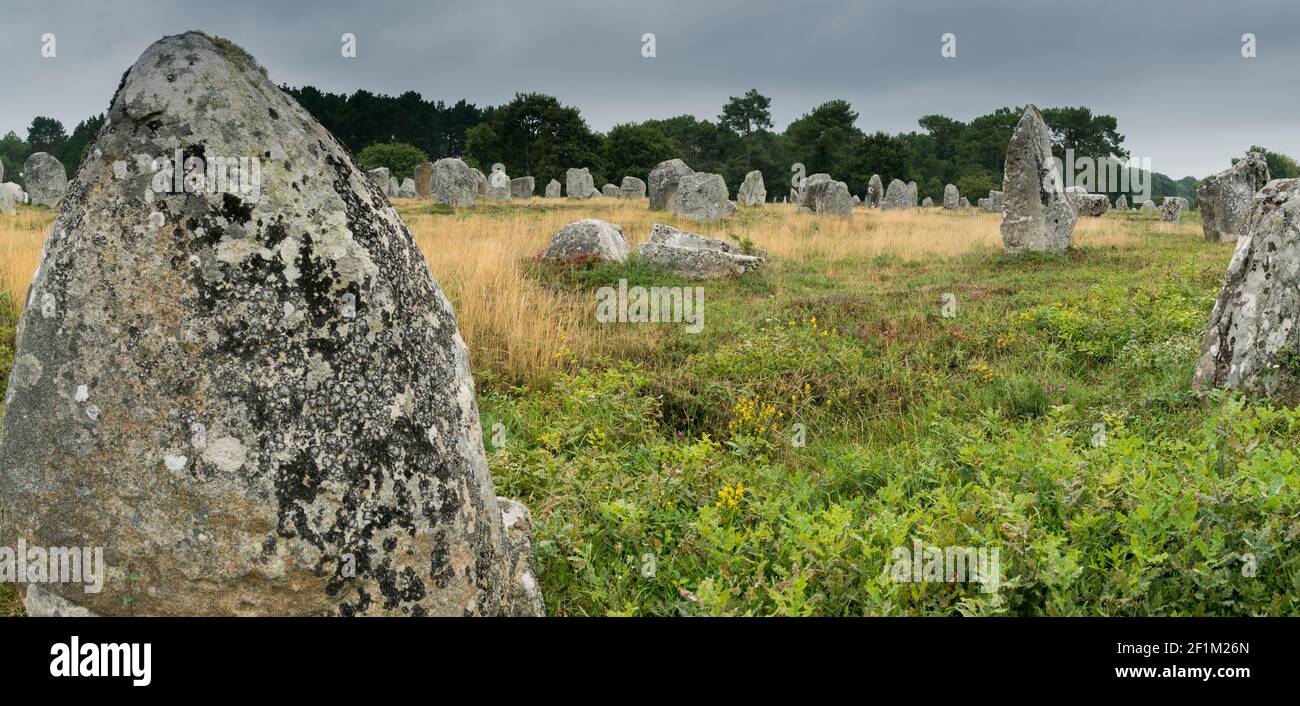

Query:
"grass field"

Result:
[[3, 198, 1298, 616]]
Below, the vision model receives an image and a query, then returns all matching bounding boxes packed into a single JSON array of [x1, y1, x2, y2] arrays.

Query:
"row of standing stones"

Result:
[[0, 36, 1295, 615]]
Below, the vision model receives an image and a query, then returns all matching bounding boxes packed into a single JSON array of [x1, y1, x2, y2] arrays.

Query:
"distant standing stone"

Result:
[[566, 167, 594, 199], [922, 197, 935, 208], [1197, 151, 1269, 241], [737, 170, 766, 207], [487, 163, 511, 200], [1113, 194, 1128, 211], [798, 174, 852, 216], [366, 167, 390, 194], [619, 176, 646, 199], [671, 172, 731, 220], [1159, 197, 1188, 224], [431, 157, 477, 207], [601, 183, 619, 197], [398, 178, 417, 198], [543, 219, 629, 262], [989, 190, 1003, 211], [0, 182, 20, 214], [23, 152, 68, 207], [471, 168, 487, 197], [867, 174, 883, 207], [907, 181, 918, 207], [545, 178, 562, 198], [1000, 104, 1076, 254], [943, 184, 960, 209], [959, 197, 970, 209], [510, 176, 535, 199], [1140, 200, 1157, 211], [881, 179, 911, 210], [648, 158, 694, 211], [414, 161, 433, 198], [388, 176, 399, 196]]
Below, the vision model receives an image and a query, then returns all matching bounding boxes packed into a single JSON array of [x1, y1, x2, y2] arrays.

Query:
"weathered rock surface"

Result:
[[1069, 191, 1111, 217], [943, 184, 959, 209], [510, 176, 535, 199], [1160, 197, 1189, 224], [798, 174, 852, 216], [487, 164, 511, 200], [867, 174, 883, 208], [566, 167, 594, 199], [413, 162, 433, 198], [367, 167, 390, 194], [544, 179, 561, 198], [542, 219, 628, 262], [398, 178, 417, 198], [1000, 104, 1076, 254], [23, 152, 68, 207], [1197, 152, 1270, 242], [671, 172, 730, 220], [637, 223, 765, 279], [737, 170, 766, 206], [431, 158, 477, 207], [0, 32, 541, 616], [881, 178, 911, 210], [0, 183, 22, 214], [648, 158, 693, 211], [619, 176, 646, 199], [1193, 178, 1300, 402]]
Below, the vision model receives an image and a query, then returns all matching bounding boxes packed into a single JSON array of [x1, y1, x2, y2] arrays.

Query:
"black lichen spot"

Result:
[[268, 107, 279, 120]]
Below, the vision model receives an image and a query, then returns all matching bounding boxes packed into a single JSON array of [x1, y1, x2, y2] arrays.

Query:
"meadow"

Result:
[[3, 199, 1298, 616]]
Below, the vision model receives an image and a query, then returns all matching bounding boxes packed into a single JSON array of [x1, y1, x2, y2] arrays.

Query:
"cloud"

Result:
[[2, 0, 1297, 177]]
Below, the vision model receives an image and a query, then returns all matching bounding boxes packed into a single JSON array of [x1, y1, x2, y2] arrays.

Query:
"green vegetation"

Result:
[[356, 141, 428, 180], [481, 222, 1299, 616]]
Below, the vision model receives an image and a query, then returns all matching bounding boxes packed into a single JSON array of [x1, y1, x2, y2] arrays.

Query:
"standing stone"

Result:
[[0, 158, 4, 183], [671, 172, 731, 220], [1197, 152, 1270, 242], [978, 197, 991, 211], [1000, 104, 1076, 254], [366, 167, 390, 194], [867, 174, 883, 208], [797, 174, 852, 216], [1114, 194, 1128, 211], [566, 167, 594, 199], [471, 168, 487, 197], [907, 182, 918, 207], [959, 197, 971, 209], [388, 177, 399, 197], [1069, 191, 1111, 217], [601, 183, 619, 197], [943, 184, 960, 209], [0, 32, 541, 617], [990, 190, 1003, 211], [542, 219, 629, 263], [398, 178, 417, 198], [22, 152, 68, 207], [619, 176, 646, 199], [431, 157, 477, 207], [487, 163, 511, 200], [1193, 178, 1300, 401], [881, 179, 911, 210], [648, 158, 694, 211], [1159, 197, 1189, 224], [413, 162, 433, 199], [1140, 199, 1157, 212], [510, 176, 535, 199], [737, 170, 766, 207], [0, 183, 19, 214], [922, 197, 935, 208], [545, 179, 562, 198]]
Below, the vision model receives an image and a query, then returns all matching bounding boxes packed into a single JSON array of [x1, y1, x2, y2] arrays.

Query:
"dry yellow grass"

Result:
[[1, 198, 1175, 386]]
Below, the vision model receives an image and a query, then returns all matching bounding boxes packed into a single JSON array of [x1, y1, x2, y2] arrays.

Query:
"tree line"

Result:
[[6, 87, 1297, 208]]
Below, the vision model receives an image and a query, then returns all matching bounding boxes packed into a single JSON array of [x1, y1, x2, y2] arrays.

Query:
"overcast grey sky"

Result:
[[2, 0, 1297, 178]]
